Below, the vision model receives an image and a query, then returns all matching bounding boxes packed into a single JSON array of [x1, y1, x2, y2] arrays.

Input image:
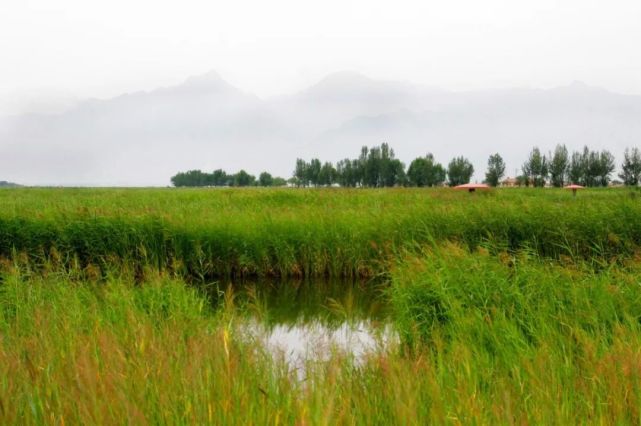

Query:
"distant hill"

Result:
[[1, 71, 640, 186]]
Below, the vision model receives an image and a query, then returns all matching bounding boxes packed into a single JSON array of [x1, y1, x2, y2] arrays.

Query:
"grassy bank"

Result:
[[390, 244, 641, 350], [2, 259, 641, 424], [1, 187, 641, 278]]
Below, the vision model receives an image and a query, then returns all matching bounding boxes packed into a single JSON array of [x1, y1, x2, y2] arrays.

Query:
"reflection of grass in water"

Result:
[[226, 278, 389, 328]]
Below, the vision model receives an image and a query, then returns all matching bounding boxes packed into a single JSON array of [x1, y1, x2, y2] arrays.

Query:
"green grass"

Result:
[[1, 187, 641, 279], [390, 244, 641, 350], [2, 187, 641, 423], [2, 257, 641, 424]]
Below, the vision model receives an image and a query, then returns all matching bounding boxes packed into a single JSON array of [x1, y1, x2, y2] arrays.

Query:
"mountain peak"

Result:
[[181, 70, 230, 90], [311, 71, 373, 91], [569, 80, 589, 88], [553, 80, 607, 94]]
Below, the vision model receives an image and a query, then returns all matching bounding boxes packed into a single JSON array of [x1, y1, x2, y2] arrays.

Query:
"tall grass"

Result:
[[2, 258, 641, 424], [389, 244, 641, 422], [3, 187, 641, 423], [1, 187, 640, 279]]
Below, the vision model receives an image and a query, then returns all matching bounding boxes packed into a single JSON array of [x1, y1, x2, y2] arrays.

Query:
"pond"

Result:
[[214, 279, 397, 367]]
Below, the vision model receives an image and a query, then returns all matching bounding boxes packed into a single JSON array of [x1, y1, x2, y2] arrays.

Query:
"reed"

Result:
[[2, 262, 641, 424], [3, 187, 641, 423], [1, 187, 640, 279]]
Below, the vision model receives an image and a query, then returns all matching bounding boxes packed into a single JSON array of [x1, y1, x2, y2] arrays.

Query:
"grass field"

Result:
[[2, 187, 641, 424], [1, 187, 640, 278]]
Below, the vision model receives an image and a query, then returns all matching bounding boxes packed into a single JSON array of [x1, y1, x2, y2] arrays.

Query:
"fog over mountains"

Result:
[[1, 70, 640, 186]]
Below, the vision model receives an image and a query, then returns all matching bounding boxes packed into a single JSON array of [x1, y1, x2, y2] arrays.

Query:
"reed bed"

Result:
[[1, 187, 640, 279], [3, 187, 641, 423], [2, 258, 641, 424]]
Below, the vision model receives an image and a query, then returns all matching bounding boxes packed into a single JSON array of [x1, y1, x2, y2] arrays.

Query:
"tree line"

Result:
[[520, 145, 641, 187], [293, 143, 475, 187], [170, 143, 641, 188], [171, 169, 287, 187]]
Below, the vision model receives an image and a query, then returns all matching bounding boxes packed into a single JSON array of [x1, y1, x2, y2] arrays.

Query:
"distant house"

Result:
[[501, 177, 519, 187]]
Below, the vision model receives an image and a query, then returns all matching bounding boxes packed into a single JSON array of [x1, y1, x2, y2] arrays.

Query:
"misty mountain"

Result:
[[1, 71, 640, 186], [0, 180, 21, 188]]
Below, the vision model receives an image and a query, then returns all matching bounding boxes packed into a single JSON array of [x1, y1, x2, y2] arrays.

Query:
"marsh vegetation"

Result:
[[1, 187, 641, 423]]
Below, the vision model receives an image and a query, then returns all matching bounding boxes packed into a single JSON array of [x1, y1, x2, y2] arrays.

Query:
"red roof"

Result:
[[564, 184, 585, 189], [454, 183, 490, 190]]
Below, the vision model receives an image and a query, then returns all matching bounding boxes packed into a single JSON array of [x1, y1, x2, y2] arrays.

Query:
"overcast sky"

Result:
[[1, 0, 641, 111]]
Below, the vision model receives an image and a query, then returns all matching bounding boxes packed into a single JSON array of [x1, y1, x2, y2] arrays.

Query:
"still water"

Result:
[[218, 279, 397, 366]]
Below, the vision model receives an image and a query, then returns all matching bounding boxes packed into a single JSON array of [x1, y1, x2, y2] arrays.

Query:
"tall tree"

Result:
[[170, 170, 209, 187], [306, 158, 322, 187], [258, 172, 273, 187], [271, 177, 287, 187], [595, 150, 615, 187], [211, 169, 230, 186], [318, 162, 336, 186], [567, 146, 615, 187], [336, 159, 354, 187], [522, 147, 548, 187], [408, 154, 446, 187], [484, 153, 506, 187], [233, 170, 255, 187], [619, 147, 641, 186], [379, 143, 405, 187], [447, 157, 474, 186], [549, 144, 569, 187], [568, 149, 586, 185], [294, 159, 306, 187]]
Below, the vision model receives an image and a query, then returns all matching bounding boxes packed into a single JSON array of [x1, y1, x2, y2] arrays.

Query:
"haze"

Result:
[[1, 0, 640, 185]]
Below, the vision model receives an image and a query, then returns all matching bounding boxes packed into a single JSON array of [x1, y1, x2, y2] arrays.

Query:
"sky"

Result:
[[1, 0, 641, 113]]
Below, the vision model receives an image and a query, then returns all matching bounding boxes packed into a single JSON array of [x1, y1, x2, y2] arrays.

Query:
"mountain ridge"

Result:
[[1, 70, 640, 186]]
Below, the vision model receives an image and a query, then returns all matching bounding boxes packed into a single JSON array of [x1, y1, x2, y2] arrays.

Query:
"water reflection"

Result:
[[244, 320, 397, 368], [219, 279, 397, 364]]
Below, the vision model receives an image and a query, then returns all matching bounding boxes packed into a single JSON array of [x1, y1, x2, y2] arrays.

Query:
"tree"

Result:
[[258, 172, 273, 187], [522, 147, 548, 187], [318, 162, 336, 186], [306, 158, 322, 187], [336, 159, 356, 187], [516, 174, 529, 187], [233, 170, 255, 187], [549, 144, 569, 187], [293, 159, 307, 187], [407, 154, 446, 187], [620, 147, 641, 186], [447, 156, 474, 186], [595, 150, 615, 187], [363, 146, 381, 187], [379, 143, 405, 187], [484, 153, 505, 187], [211, 169, 230, 186], [566, 146, 615, 187], [568, 149, 586, 185], [170, 170, 209, 187], [343, 143, 407, 187], [272, 177, 287, 187]]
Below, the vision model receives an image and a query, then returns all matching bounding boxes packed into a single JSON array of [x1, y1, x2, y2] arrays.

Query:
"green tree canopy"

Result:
[[233, 170, 255, 187], [549, 145, 569, 187], [484, 153, 506, 187], [407, 154, 446, 187], [522, 147, 548, 187], [619, 147, 641, 186], [447, 156, 474, 187], [258, 172, 273, 187]]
